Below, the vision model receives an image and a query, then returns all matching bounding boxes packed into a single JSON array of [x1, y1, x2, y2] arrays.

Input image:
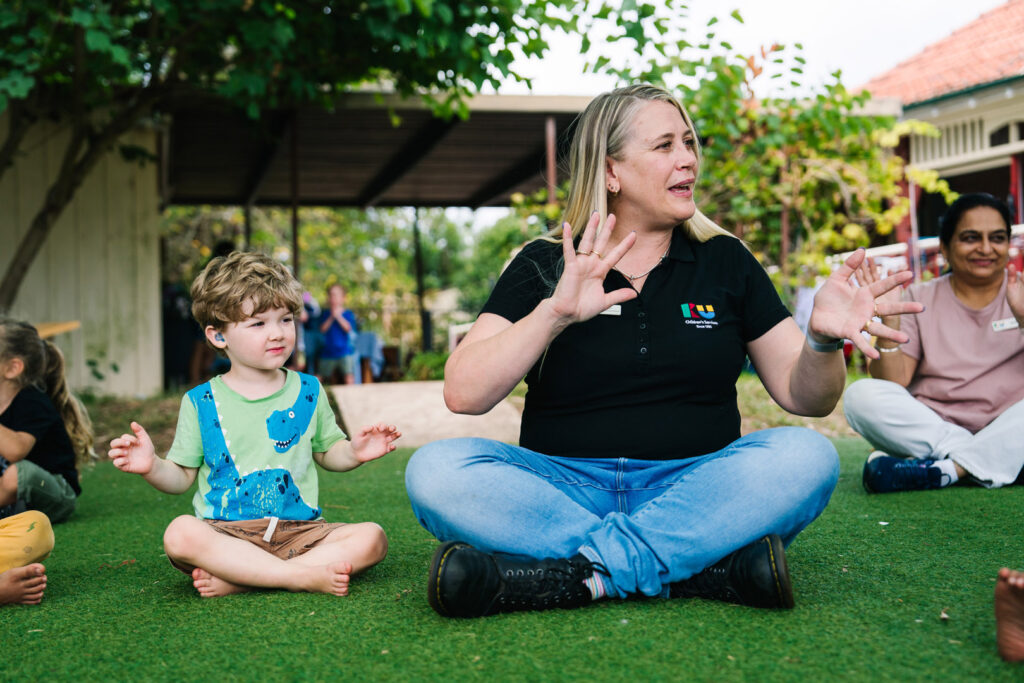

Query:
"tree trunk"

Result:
[[780, 207, 791, 274], [0, 94, 157, 311], [0, 142, 88, 311], [0, 100, 35, 184]]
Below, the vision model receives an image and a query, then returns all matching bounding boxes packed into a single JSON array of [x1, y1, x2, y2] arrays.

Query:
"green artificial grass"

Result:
[[4, 438, 1023, 681]]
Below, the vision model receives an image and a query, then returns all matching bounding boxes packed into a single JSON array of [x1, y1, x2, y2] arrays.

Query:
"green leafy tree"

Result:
[[453, 190, 560, 314], [0, 0, 686, 310], [498, 11, 955, 301], [598, 12, 955, 292]]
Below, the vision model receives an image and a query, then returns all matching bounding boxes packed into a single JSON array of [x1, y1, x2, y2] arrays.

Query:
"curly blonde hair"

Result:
[[190, 251, 303, 333], [0, 318, 96, 468]]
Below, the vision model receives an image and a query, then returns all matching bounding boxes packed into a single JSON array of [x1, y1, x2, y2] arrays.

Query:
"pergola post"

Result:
[[290, 111, 300, 278], [243, 204, 252, 249], [412, 207, 431, 352], [546, 115, 557, 205]]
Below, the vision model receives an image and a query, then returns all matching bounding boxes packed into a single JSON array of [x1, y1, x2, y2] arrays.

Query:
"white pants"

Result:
[[843, 378, 1024, 488]]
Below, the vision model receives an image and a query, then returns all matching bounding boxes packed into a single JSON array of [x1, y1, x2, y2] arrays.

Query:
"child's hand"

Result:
[[350, 423, 401, 463], [108, 422, 157, 474]]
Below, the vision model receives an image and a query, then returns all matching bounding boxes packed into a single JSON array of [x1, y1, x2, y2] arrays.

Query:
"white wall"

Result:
[[0, 114, 163, 396]]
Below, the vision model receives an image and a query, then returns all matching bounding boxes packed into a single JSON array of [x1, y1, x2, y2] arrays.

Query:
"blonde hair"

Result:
[[557, 83, 734, 243], [190, 251, 304, 330], [0, 318, 96, 468]]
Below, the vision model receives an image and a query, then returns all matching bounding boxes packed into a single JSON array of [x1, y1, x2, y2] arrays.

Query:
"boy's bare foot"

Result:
[[302, 561, 351, 596], [996, 568, 1024, 662], [0, 564, 47, 605], [191, 567, 249, 598]]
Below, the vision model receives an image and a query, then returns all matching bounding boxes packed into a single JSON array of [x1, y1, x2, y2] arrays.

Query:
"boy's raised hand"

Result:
[[350, 423, 401, 463], [108, 421, 157, 474]]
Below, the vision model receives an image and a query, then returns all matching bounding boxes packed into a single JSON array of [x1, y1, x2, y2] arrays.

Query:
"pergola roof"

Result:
[[163, 92, 591, 209]]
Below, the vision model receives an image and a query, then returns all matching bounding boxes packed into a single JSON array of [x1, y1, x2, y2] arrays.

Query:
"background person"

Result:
[[845, 193, 1024, 493], [405, 83, 919, 619], [996, 567, 1024, 662], [318, 284, 358, 385], [300, 290, 322, 375], [0, 319, 94, 523], [0, 510, 52, 605]]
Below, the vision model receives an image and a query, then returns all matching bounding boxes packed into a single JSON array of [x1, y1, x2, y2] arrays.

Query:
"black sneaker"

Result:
[[862, 451, 946, 493], [669, 534, 795, 609], [427, 541, 602, 618]]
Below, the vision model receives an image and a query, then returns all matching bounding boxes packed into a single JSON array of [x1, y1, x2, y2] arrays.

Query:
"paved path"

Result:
[[329, 381, 521, 449]]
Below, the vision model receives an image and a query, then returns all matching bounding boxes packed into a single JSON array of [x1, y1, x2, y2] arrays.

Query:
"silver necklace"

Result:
[[618, 250, 668, 282]]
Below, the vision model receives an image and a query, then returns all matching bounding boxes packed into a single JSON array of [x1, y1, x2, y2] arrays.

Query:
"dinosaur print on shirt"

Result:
[[186, 374, 321, 521]]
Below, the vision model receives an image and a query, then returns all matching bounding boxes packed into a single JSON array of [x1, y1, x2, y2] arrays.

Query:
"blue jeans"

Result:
[[405, 427, 838, 598]]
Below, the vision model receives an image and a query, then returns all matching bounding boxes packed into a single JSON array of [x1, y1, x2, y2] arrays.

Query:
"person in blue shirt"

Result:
[[318, 284, 358, 385]]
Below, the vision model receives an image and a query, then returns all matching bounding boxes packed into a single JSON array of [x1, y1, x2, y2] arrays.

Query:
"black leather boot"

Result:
[[669, 534, 794, 609], [428, 541, 603, 618]]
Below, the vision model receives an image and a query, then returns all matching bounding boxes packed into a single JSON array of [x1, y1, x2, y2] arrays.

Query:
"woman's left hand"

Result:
[[1008, 263, 1024, 326], [807, 248, 924, 359]]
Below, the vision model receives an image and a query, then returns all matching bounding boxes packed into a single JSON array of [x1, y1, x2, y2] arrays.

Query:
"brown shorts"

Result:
[[171, 517, 346, 573]]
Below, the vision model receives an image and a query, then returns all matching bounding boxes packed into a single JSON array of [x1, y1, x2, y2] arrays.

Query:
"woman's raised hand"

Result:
[[549, 212, 638, 324], [1008, 262, 1024, 325], [854, 256, 905, 316], [808, 248, 924, 359]]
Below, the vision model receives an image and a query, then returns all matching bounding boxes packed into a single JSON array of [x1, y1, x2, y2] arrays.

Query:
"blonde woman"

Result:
[[406, 84, 920, 618]]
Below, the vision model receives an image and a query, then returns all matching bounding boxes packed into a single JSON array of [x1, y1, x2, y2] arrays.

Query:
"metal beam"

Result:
[[242, 111, 293, 208], [356, 117, 459, 207]]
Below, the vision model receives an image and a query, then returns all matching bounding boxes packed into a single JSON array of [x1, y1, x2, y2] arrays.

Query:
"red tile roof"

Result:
[[859, 0, 1024, 105]]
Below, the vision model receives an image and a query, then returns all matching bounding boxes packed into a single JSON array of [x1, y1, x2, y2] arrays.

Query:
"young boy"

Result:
[[108, 251, 400, 598]]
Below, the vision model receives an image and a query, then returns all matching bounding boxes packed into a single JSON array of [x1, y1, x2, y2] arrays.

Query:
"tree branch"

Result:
[[0, 99, 37, 185]]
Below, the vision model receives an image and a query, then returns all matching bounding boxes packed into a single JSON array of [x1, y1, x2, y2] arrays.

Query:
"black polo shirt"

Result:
[[0, 386, 80, 494], [481, 228, 790, 460]]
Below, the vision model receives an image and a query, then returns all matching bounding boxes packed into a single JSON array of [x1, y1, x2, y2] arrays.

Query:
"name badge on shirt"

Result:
[[600, 304, 622, 316], [992, 317, 1020, 332]]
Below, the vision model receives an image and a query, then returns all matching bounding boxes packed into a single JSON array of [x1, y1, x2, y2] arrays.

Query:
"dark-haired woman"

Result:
[[846, 193, 1024, 493]]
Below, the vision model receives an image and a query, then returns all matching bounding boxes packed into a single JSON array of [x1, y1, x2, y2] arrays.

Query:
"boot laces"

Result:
[[674, 564, 740, 602], [497, 557, 603, 610]]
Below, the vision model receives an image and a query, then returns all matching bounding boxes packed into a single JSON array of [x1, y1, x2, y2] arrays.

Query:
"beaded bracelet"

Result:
[[805, 330, 844, 352], [875, 345, 901, 354]]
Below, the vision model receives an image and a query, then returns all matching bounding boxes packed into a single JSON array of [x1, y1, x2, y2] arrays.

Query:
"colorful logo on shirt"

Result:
[[681, 303, 716, 320]]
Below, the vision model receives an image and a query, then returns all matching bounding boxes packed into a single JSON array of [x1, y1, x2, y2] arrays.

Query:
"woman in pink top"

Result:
[[845, 193, 1024, 492]]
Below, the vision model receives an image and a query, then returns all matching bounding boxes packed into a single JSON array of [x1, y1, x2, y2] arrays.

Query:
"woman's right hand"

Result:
[[549, 212, 639, 324]]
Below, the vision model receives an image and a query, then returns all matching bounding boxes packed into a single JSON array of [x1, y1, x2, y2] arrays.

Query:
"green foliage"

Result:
[[447, 9, 954, 303], [403, 350, 449, 380], [0, 0, 684, 122], [587, 12, 955, 292], [453, 202, 553, 315]]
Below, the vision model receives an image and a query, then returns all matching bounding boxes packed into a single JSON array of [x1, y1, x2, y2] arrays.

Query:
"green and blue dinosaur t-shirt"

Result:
[[167, 370, 346, 521]]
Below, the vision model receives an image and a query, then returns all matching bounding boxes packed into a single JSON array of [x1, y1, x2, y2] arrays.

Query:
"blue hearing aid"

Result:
[[215, 333, 225, 342]]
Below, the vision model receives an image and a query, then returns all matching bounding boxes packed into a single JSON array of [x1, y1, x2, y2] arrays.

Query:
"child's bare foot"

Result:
[[191, 567, 249, 598], [301, 561, 351, 596], [0, 564, 47, 605], [996, 568, 1024, 662]]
